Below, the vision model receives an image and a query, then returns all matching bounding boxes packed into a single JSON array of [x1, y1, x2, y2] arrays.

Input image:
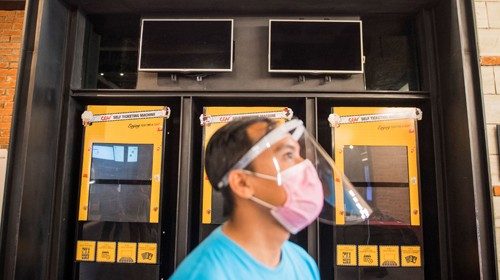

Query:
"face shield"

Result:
[[217, 119, 373, 233]]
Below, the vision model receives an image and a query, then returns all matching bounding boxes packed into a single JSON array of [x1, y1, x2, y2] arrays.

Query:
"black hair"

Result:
[[205, 117, 276, 217]]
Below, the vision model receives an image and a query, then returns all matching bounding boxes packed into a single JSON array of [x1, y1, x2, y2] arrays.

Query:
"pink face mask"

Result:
[[249, 159, 324, 234]]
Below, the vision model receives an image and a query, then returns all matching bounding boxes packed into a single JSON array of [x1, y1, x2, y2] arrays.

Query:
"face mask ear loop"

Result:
[[249, 196, 277, 210]]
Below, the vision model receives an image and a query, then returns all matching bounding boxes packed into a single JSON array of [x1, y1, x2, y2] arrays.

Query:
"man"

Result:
[[170, 117, 323, 279]]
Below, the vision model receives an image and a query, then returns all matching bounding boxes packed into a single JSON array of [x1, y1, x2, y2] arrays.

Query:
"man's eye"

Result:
[[284, 152, 295, 159]]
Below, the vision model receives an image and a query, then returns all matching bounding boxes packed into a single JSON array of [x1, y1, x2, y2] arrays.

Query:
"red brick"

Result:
[[0, 49, 13, 55], [12, 23, 23, 30], [0, 29, 19, 36], [0, 23, 12, 29], [0, 42, 20, 49], [8, 62, 17, 68], [0, 80, 16, 88], [481, 56, 500, 66], [0, 69, 18, 75], [0, 108, 13, 115], [0, 55, 19, 62], [0, 11, 14, 16], [10, 35, 21, 43], [6, 89, 15, 95]]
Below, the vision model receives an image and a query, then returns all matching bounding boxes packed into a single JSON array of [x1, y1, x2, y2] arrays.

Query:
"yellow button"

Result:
[[76, 240, 96, 262], [336, 245, 357, 266], [96, 242, 116, 263], [117, 242, 137, 263], [379, 246, 400, 267], [137, 243, 157, 264], [401, 246, 421, 267], [358, 245, 378, 266]]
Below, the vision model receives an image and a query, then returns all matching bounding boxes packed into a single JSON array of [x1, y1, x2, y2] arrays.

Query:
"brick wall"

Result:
[[474, 1, 500, 277], [0, 10, 23, 149]]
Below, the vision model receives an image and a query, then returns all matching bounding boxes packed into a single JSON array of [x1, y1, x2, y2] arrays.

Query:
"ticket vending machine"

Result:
[[75, 105, 170, 279], [199, 107, 293, 236], [328, 107, 424, 279]]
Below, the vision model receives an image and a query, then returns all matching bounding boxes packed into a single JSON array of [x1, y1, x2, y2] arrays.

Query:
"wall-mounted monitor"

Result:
[[268, 19, 363, 74], [139, 19, 233, 72]]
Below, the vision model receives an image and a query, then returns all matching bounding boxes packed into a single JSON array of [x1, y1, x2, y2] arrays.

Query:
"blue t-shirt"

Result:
[[170, 227, 320, 280]]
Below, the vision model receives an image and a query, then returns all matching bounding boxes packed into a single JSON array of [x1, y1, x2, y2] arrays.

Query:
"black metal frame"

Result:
[[0, 0, 496, 279]]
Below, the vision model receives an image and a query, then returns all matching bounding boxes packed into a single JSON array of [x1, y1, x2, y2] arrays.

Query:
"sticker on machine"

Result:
[[328, 108, 422, 127], [199, 107, 293, 126], [117, 242, 137, 263], [401, 246, 421, 267], [81, 107, 171, 126], [336, 245, 357, 266], [379, 246, 400, 267], [76, 240, 96, 262]]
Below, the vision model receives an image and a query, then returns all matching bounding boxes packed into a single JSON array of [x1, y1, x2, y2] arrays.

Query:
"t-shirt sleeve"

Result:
[[304, 254, 320, 280]]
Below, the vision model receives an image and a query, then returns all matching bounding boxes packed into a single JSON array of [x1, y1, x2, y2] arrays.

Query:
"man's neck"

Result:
[[222, 210, 290, 268]]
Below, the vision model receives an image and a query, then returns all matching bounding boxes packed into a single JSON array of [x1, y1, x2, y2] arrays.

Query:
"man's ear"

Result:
[[227, 170, 255, 199]]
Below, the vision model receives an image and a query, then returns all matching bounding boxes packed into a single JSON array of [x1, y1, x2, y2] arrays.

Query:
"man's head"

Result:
[[206, 117, 329, 235], [205, 117, 286, 218]]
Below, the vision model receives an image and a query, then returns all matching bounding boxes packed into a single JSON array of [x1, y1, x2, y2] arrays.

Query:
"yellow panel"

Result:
[[336, 245, 357, 266], [379, 246, 400, 267], [78, 106, 166, 223], [117, 242, 137, 263], [76, 240, 96, 262], [96, 241, 116, 263], [331, 107, 421, 226], [201, 107, 291, 224], [401, 246, 422, 267], [137, 242, 157, 264], [358, 245, 378, 266]]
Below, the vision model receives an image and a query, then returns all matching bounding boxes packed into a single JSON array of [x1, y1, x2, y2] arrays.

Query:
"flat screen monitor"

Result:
[[269, 20, 363, 74], [139, 19, 233, 72]]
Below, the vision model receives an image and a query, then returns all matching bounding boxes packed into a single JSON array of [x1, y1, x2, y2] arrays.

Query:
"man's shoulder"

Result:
[[169, 228, 231, 279], [283, 240, 314, 260], [283, 240, 320, 279]]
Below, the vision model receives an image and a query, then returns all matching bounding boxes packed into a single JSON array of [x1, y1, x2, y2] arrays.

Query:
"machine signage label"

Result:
[[96, 242, 116, 263], [401, 246, 421, 267], [379, 246, 400, 267], [76, 240, 96, 262], [358, 245, 378, 266], [137, 243, 157, 264], [117, 242, 137, 263], [81, 107, 170, 126], [336, 245, 357, 266]]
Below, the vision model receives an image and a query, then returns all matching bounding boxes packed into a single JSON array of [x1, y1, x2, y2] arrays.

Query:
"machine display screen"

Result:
[[343, 145, 410, 224], [88, 143, 153, 222]]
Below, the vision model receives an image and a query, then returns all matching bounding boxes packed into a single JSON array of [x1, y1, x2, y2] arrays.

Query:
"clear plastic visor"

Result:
[[218, 119, 373, 225]]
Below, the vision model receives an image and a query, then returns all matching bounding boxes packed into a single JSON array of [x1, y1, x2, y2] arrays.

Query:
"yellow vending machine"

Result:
[[75, 105, 170, 279], [328, 107, 424, 279], [199, 107, 293, 228]]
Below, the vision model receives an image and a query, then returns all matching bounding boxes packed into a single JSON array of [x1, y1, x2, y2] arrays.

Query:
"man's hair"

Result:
[[205, 117, 276, 217]]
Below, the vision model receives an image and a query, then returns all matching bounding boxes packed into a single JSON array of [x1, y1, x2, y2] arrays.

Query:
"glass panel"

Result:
[[84, 15, 140, 89], [88, 184, 151, 223], [343, 145, 410, 225], [363, 17, 420, 91], [88, 143, 153, 223]]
